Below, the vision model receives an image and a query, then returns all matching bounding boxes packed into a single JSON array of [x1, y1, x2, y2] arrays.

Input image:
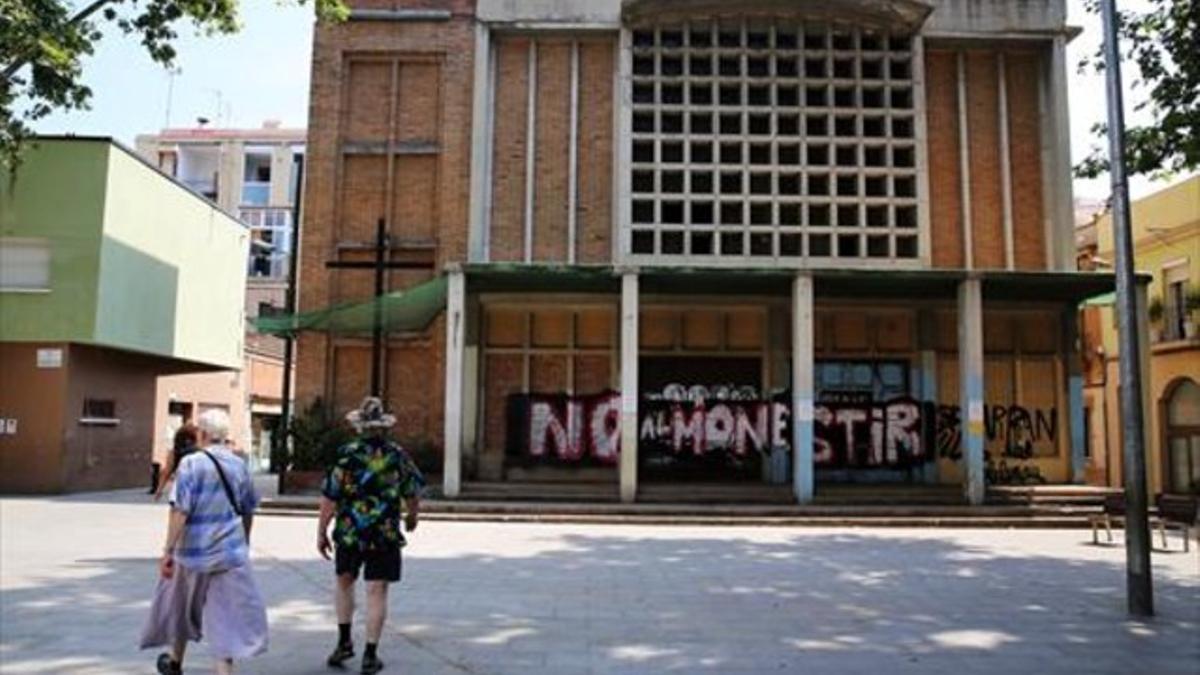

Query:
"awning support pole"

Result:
[[371, 218, 388, 397]]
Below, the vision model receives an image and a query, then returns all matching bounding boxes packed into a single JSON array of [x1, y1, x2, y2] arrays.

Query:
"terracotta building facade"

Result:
[[298, 0, 1119, 503]]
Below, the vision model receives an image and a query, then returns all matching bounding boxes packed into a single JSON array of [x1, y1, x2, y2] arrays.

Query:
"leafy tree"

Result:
[[1076, 0, 1200, 179], [0, 0, 347, 171]]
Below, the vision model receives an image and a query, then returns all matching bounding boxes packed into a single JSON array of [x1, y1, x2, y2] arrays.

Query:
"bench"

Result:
[[1090, 494, 1126, 545], [1155, 494, 1198, 553], [1090, 493, 1199, 552]]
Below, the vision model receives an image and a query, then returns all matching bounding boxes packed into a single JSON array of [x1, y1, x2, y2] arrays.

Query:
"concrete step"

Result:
[[259, 494, 1099, 528], [986, 485, 1120, 507]]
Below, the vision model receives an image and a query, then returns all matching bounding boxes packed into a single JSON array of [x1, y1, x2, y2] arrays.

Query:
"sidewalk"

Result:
[[2, 490, 1197, 674]]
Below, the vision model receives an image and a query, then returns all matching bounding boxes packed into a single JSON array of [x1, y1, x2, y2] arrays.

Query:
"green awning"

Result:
[[1084, 291, 1117, 306], [253, 275, 448, 337]]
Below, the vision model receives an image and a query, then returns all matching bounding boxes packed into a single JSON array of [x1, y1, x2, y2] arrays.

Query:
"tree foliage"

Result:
[[0, 0, 347, 171], [1076, 0, 1200, 179]]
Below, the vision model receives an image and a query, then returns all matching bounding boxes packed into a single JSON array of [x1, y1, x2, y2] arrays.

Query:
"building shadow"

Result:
[[1, 530, 1197, 674]]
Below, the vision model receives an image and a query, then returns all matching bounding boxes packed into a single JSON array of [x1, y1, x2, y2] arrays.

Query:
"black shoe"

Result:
[[156, 653, 182, 675], [327, 642, 355, 668], [360, 653, 384, 674]]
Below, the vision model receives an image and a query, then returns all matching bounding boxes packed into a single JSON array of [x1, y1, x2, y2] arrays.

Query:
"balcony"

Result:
[[181, 178, 217, 201], [1151, 284, 1200, 345], [241, 181, 271, 206]]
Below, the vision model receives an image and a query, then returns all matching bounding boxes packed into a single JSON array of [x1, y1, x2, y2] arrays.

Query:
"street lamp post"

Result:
[[1098, 0, 1153, 617]]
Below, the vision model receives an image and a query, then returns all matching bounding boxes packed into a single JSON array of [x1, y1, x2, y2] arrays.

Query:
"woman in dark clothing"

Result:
[[154, 425, 200, 500]]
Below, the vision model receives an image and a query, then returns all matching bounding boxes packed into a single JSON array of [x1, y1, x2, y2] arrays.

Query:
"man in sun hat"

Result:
[[317, 397, 424, 674]]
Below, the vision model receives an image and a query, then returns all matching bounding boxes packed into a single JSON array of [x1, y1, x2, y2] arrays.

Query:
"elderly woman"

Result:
[[140, 408, 268, 675]]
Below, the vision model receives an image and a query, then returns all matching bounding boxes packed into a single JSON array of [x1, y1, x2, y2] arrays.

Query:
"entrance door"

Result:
[[638, 356, 766, 482]]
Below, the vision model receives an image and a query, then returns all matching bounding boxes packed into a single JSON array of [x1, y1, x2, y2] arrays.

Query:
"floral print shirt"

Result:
[[321, 436, 425, 551]]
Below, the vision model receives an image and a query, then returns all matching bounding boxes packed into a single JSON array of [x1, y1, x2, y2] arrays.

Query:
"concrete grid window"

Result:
[[628, 20, 919, 262]]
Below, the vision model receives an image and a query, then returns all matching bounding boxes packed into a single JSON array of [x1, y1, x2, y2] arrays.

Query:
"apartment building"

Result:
[[297, 0, 1123, 504], [1081, 176, 1200, 495], [136, 122, 304, 469]]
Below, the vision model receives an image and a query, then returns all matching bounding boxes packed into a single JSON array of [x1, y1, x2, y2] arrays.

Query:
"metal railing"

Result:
[[239, 207, 294, 279]]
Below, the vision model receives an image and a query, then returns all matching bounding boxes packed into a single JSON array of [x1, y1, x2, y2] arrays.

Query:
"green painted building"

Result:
[[0, 137, 248, 492]]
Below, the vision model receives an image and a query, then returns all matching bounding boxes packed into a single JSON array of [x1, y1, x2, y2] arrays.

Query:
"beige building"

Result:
[[136, 122, 305, 471], [1081, 175, 1200, 495]]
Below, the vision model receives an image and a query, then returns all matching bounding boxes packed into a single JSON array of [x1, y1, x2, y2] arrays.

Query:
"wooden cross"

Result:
[[325, 218, 434, 396]]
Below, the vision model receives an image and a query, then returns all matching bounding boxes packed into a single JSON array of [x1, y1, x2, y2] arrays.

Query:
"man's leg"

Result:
[[361, 581, 389, 673], [327, 572, 358, 666], [336, 573, 356, 627], [365, 581, 389, 644]]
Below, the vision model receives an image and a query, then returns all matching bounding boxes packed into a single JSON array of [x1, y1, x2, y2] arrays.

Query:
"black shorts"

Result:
[[335, 546, 402, 582]]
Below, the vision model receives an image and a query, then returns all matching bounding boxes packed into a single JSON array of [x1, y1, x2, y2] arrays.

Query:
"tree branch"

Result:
[[1, 0, 115, 81]]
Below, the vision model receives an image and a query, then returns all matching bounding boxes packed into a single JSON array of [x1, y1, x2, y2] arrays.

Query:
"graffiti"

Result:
[[506, 390, 1059, 482], [506, 391, 621, 465], [638, 400, 787, 457], [935, 403, 1059, 460], [986, 459, 1047, 485], [814, 397, 926, 468], [645, 383, 762, 403]]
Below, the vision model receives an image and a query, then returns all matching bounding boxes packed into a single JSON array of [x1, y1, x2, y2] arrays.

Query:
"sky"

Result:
[[33, 0, 1188, 201]]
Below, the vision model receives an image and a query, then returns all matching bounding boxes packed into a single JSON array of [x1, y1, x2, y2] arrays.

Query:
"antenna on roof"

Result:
[[163, 66, 181, 129]]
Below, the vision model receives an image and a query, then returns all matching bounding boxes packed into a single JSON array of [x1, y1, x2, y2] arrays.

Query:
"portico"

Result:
[[440, 265, 1118, 504]]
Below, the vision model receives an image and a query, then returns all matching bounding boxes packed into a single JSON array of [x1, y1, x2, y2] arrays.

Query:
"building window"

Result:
[[815, 359, 910, 402], [1162, 261, 1190, 341], [158, 151, 178, 177], [627, 20, 920, 262], [0, 238, 51, 292], [1165, 378, 1200, 494], [81, 398, 119, 425], [242, 152, 273, 206]]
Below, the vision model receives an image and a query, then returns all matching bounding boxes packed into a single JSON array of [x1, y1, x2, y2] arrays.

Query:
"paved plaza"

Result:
[[1, 490, 1197, 674]]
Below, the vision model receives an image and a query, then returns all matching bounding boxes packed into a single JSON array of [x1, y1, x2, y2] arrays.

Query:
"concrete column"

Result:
[[1062, 306, 1086, 483], [467, 22, 493, 262], [958, 278, 986, 505], [269, 145, 293, 207], [619, 272, 639, 502], [1049, 36, 1075, 271], [791, 273, 815, 504], [218, 140, 245, 214], [956, 52, 974, 270], [442, 269, 466, 498]]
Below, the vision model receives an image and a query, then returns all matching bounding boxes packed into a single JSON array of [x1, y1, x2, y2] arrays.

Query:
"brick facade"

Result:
[[297, 2, 474, 446], [925, 46, 1050, 270]]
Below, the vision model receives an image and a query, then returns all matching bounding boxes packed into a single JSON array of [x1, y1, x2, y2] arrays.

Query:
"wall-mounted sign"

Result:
[[36, 348, 63, 369], [4, 419, 15, 435]]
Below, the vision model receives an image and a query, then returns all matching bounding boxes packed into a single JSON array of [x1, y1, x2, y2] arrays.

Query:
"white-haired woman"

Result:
[[140, 408, 269, 675]]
